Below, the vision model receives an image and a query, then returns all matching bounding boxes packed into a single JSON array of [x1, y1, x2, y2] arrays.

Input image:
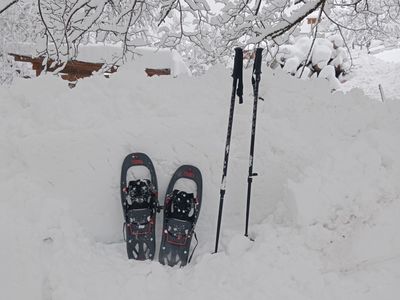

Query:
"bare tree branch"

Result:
[[0, 0, 18, 15], [299, 0, 327, 78]]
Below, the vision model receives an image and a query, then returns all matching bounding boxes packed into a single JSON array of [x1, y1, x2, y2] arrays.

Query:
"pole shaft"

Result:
[[215, 48, 243, 253], [245, 48, 263, 237], [215, 78, 238, 253], [245, 78, 260, 237]]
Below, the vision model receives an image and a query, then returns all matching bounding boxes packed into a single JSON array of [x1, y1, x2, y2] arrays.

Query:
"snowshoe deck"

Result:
[[120, 153, 158, 260], [159, 165, 202, 267]]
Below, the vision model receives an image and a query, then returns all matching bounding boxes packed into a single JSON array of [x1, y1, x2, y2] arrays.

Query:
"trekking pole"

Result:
[[214, 47, 243, 253], [244, 48, 263, 238]]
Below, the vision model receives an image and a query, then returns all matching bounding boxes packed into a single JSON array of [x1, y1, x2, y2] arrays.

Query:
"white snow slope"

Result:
[[1, 59, 400, 300], [375, 48, 400, 64], [341, 50, 400, 101]]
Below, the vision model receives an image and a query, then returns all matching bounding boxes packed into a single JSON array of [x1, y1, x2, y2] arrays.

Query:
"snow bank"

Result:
[[341, 52, 400, 101], [1, 60, 400, 299], [375, 48, 400, 64]]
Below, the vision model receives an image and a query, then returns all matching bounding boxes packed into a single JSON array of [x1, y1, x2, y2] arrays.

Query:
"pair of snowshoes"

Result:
[[120, 152, 202, 267]]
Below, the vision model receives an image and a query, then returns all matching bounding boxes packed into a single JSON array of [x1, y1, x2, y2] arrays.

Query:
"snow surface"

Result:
[[1, 56, 400, 299], [375, 48, 400, 64], [341, 51, 400, 101]]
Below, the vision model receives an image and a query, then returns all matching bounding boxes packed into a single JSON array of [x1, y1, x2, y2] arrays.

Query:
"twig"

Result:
[[38, 0, 60, 61], [299, 0, 326, 78], [379, 84, 386, 102], [0, 0, 18, 15]]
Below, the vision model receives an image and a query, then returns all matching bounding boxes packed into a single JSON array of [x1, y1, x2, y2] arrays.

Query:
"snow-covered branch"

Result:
[[0, 0, 399, 79], [249, 0, 326, 44]]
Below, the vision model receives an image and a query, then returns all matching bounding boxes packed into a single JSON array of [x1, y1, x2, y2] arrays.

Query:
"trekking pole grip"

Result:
[[253, 48, 263, 76], [233, 47, 243, 103], [233, 47, 243, 78]]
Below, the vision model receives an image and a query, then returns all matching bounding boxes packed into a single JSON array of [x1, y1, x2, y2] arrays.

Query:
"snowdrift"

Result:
[[1, 58, 400, 299], [341, 51, 400, 101]]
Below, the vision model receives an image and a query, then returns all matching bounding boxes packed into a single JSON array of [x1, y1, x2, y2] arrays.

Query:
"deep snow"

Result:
[[341, 50, 400, 101], [375, 48, 400, 64], [1, 57, 400, 299]]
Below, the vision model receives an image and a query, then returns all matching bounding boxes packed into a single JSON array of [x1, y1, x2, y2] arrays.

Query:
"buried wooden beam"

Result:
[[9, 53, 172, 81]]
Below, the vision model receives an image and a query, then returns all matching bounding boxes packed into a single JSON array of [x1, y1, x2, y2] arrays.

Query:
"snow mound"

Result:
[[1, 61, 400, 299], [271, 36, 349, 90]]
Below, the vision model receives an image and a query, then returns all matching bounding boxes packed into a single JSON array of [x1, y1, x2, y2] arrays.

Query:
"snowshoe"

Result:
[[159, 165, 202, 267], [120, 153, 158, 260]]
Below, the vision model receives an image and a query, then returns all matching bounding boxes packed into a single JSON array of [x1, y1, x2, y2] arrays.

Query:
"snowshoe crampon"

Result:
[[121, 153, 158, 260], [159, 165, 202, 267]]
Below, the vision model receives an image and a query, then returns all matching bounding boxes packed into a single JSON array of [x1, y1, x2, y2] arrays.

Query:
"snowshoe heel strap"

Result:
[[126, 208, 152, 224], [126, 208, 153, 235], [165, 218, 193, 246]]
